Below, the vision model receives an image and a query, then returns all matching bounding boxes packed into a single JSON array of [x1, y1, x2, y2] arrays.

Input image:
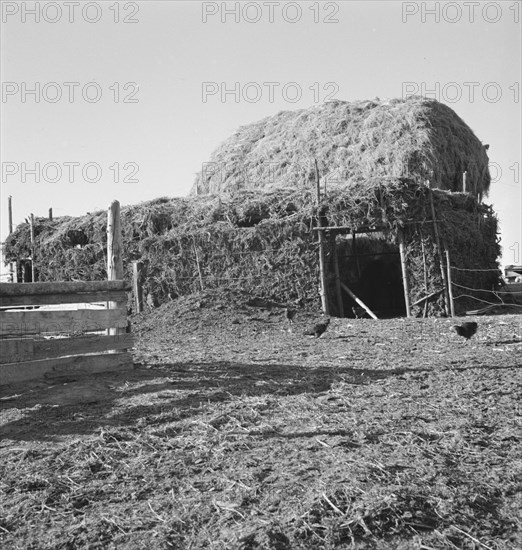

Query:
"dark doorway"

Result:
[[358, 257, 405, 318], [334, 236, 406, 319]]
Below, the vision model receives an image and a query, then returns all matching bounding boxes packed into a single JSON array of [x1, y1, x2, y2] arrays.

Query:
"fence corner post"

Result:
[[107, 201, 126, 343]]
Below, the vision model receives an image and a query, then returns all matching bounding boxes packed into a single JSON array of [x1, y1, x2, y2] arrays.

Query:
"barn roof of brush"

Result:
[[193, 96, 491, 200]]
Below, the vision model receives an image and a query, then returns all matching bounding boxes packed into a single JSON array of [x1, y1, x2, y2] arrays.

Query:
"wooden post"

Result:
[[8, 196, 13, 234], [428, 184, 450, 316], [352, 230, 361, 278], [8, 196, 14, 282], [420, 230, 429, 318], [29, 214, 36, 283], [397, 229, 412, 318], [330, 233, 344, 317], [107, 201, 125, 340], [132, 261, 143, 313], [462, 171, 467, 193], [193, 241, 205, 291], [49, 208, 53, 221], [340, 281, 378, 319], [315, 158, 329, 315], [445, 249, 455, 317]]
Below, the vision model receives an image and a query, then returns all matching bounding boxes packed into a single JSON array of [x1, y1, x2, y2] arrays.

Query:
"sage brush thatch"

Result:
[[4, 181, 500, 316], [193, 96, 490, 199]]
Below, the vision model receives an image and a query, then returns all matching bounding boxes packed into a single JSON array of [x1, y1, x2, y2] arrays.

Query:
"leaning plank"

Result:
[[0, 308, 126, 337], [411, 289, 443, 307], [0, 352, 133, 385], [0, 338, 34, 364], [340, 282, 379, 320], [0, 280, 130, 297], [0, 290, 127, 308]]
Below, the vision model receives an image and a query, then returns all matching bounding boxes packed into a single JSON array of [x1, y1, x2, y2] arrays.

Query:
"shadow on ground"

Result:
[[1, 357, 519, 443], [0, 360, 409, 442]]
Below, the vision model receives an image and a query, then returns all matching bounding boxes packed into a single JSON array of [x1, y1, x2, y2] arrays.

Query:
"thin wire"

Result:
[[453, 293, 522, 308], [450, 266, 500, 272], [452, 282, 522, 295], [171, 276, 267, 281]]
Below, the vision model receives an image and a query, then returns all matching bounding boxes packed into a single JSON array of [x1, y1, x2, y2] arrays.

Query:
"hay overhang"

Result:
[[193, 96, 490, 199]]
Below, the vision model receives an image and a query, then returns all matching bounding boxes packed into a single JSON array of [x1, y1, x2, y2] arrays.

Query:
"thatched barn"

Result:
[[4, 97, 500, 317]]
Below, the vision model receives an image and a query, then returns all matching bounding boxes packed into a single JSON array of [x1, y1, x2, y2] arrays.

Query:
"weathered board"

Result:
[[0, 290, 127, 308], [0, 352, 133, 385], [0, 338, 34, 363], [0, 334, 134, 364], [0, 280, 130, 297], [0, 308, 127, 337]]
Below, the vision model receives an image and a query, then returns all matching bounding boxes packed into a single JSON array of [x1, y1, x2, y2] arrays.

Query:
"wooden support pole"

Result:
[[49, 208, 53, 221], [462, 171, 467, 193], [132, 261, 143, 313], [330, 233, 344, 317], [29, 213, 36, 283], [445, 249, 456, 317], [193, 241, 205, 291], [8, 196, 14, 282], [420, 231, 429, 318], [340, 282, 378, 320], [8, 196, 13, 234], [397, 229, 412, 318], [428, 184, 450, 316], [107, 200, 125, 341], [315, 158, 329, 315], [352, 230, 361, 278]]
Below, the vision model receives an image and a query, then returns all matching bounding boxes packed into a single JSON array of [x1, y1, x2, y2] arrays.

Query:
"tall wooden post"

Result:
[[29, 214, 36, 282], [398, 229, 412, 318], [107, 201, 125, 339], [8, 196, 13, 234], [445, 249, 455, 317], [193, 241, 205, 291], [49, 208, 53, 220], [462, 171, 467, 193], [315, 159, 329, 315], [420, 229, 429, 318], [352, 230, 361, 278], [8, 196, 14, 282], [330, 233, 344, 317], [132, 261, 143, 313], [428, 183, 450, 316]]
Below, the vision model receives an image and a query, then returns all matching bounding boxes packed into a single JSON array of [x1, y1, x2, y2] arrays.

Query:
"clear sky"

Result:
[[1, 0, 521, 274]]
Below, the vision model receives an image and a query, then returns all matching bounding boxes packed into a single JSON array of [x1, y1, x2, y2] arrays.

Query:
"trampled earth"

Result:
[[1, 290, 521, 549]]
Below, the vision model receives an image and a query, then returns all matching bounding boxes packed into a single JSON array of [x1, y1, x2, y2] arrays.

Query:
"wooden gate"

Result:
[[0, 280, 133, 386]]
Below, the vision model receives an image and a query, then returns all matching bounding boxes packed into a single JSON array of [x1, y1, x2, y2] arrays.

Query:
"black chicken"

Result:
[[304, 318, 330, 338], [454, 321, 478, 340], [352, 306, 370, 319], [286, 307, 297, 323]]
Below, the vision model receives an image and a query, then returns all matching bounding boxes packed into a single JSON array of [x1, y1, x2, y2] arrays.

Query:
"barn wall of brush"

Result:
[[3, 184, 500, 316]]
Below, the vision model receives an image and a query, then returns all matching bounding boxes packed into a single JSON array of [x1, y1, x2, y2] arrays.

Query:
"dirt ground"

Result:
[[1, 289, 521, 549]]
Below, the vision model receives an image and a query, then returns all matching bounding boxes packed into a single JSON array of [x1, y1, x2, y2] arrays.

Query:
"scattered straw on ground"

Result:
[[1, 293, 520, 549]]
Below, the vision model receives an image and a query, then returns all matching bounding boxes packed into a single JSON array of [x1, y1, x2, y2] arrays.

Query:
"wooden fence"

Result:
[[0, 280, 133, 386]]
